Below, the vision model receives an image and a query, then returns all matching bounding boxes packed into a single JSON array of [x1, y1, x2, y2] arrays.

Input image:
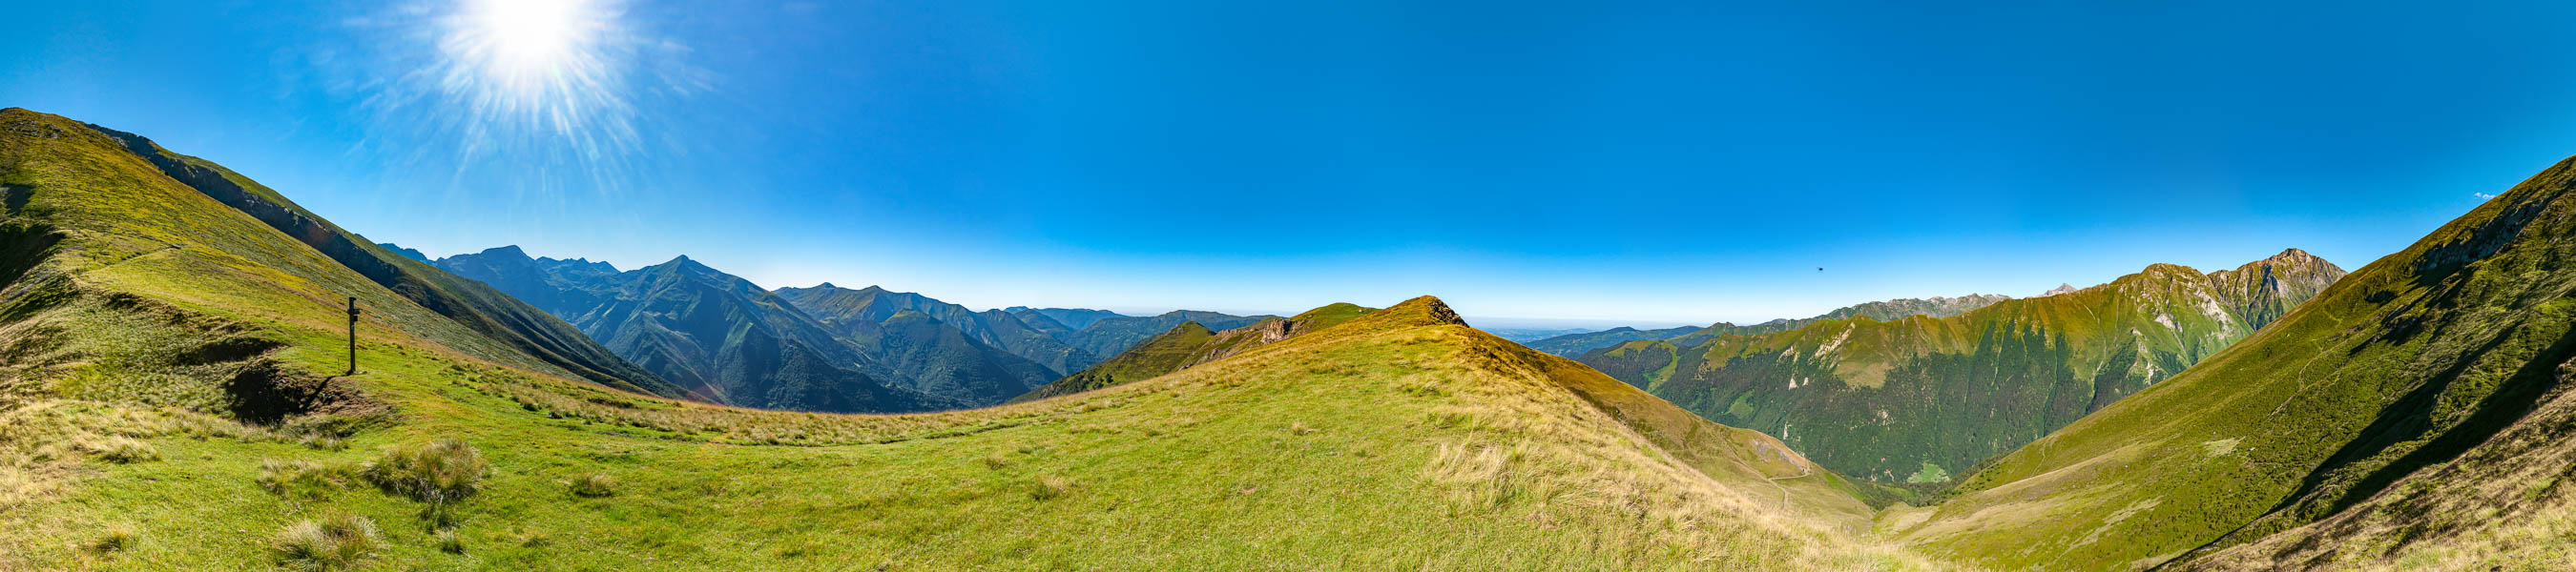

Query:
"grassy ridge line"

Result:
[[0, 109, 628, 399], [1898, 154, 2576, 571], [1010, 303, 1379, 403]]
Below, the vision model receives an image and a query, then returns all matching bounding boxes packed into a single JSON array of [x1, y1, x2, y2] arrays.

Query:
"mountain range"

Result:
[[1580, 250, 2345, 481], [1525, 294, 2014, 357], [427, 246, 1276, 410]]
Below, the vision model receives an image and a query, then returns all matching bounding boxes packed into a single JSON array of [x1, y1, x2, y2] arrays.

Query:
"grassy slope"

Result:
[[74, 123, 676, 399], [2183, 365, 2576, 571], [0, 108, 646, 404], [1893, 154, 2576, 571], [1584, 254, 2342, 481]]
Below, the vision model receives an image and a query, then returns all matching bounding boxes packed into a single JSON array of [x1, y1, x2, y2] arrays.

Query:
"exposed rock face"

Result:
[[2204, 248, 2348, 331], [2044, 283, 2080, 296]]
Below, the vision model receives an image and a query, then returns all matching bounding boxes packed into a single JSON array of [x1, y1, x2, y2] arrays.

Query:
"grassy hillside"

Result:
[[0, 110, 1944, 570], [1012, 303, 1378, 403], [1582, 251, 2344, 482], [1890, 154, 2576, 571]]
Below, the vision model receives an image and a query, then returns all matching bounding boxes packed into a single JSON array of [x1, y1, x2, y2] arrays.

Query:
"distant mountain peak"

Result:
[[375, 242, 431, 262], [481, 245, 530, 258], [815, 282, 837, 289], [2044, 283, 2079, 296]]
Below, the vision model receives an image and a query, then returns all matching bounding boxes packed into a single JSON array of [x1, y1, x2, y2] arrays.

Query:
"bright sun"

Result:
[[438, 0, 619, 114]]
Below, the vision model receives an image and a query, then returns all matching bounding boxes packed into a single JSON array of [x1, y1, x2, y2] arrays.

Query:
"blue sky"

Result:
[[7, 1, 2573, 326]]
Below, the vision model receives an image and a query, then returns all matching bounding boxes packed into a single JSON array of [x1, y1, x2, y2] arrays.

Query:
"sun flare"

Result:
[[434, 0, 625, 127]]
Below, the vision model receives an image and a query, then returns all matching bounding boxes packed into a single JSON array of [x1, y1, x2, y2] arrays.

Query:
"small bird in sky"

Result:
[[1817, 267, 1824, 272]]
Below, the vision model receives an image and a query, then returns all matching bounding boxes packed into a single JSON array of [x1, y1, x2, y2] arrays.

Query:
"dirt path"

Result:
[[1765, 460, 1815, 512]]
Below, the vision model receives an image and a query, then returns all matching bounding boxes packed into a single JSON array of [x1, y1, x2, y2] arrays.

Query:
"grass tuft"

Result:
[[363, 439, 487, 505], [258, 459, 349, 498], [85, 437, 158, 463], [90, 526, 134, 554], [1030, 474, 1074, 500], [434, 529, 466, 554], [569, 473, 617, 498], [271, 514, 381, 571]]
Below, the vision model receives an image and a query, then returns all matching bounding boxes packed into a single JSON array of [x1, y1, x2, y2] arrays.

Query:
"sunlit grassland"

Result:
[[4, 292, 1947, 570]]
